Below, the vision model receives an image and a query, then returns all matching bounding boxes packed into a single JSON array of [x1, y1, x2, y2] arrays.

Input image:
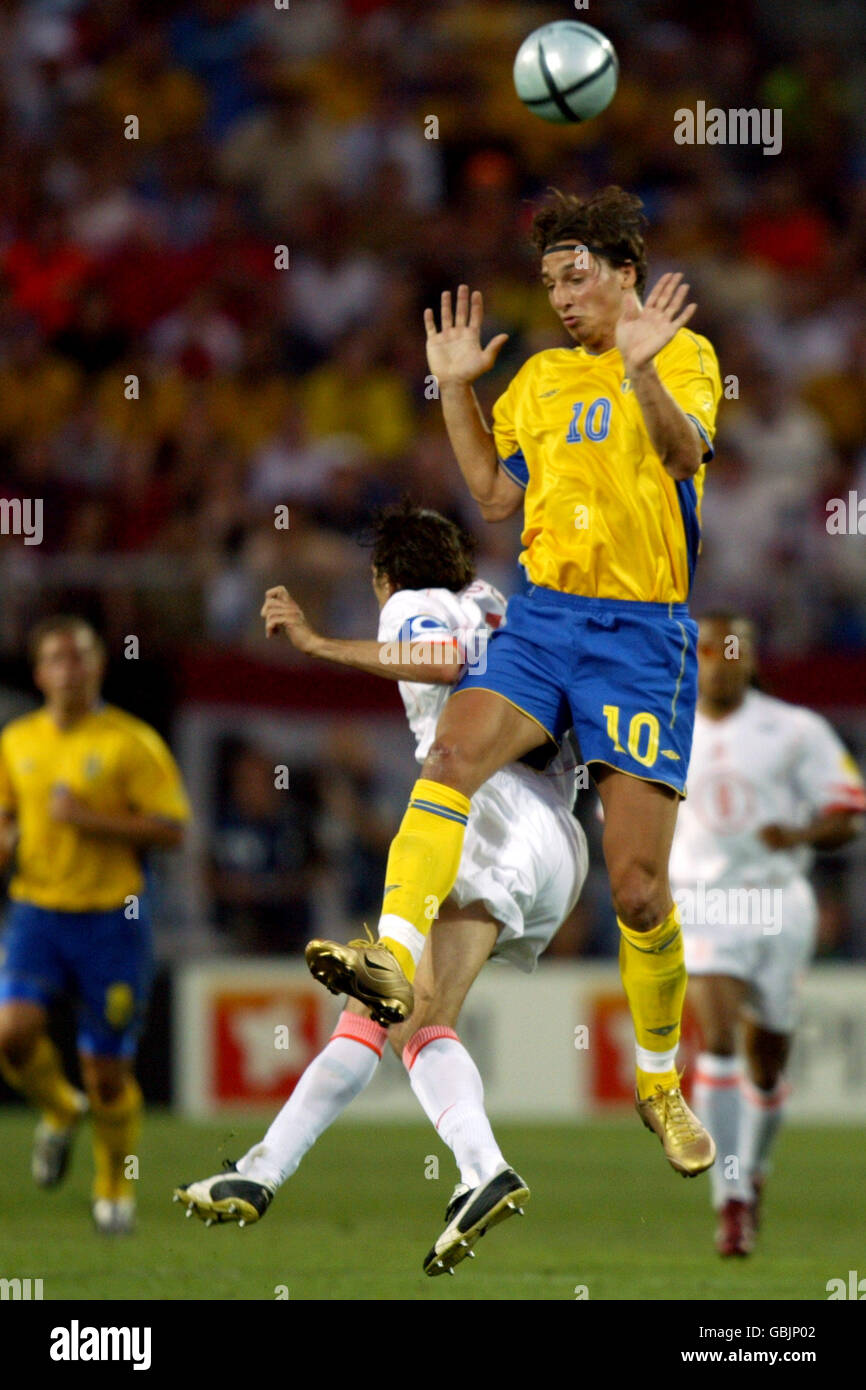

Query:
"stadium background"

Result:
[[0, 0, 865, 1300]]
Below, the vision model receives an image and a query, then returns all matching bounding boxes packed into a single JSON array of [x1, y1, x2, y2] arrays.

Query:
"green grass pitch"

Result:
[[0, 1109, 857, 1301]]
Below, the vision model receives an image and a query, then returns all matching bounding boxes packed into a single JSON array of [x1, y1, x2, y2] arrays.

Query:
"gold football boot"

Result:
[[305, 925, 414, 1025], [636, 1081, 716, 1176]]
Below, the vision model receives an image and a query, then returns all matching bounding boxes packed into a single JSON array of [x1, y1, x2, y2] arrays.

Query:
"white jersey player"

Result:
[[378, 576, 584, 973], [670, 613, 864, 1257], [176, 503, 588, 1276]]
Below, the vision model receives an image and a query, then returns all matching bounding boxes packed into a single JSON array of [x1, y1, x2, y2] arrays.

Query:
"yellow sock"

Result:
[[0, 1035, 83, 1129], [618, 905, 687, 1101], [91, 1076, 142, 1202], [377, 778, 471, 982]]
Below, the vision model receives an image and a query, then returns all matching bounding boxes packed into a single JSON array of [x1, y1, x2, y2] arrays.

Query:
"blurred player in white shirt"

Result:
[[176, 502, 587, 1275], [669, 613, 864, 1256]]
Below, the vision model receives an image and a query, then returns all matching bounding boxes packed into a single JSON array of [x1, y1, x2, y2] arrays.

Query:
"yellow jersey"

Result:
[[0, 704, 191, 912], [492, 328, 722, 602]]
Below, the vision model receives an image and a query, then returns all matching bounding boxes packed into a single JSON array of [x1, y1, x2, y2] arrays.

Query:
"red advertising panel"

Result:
[[212, 986, 326, 1104]]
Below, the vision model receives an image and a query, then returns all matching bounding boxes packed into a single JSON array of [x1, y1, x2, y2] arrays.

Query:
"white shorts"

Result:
[[449, 763, 588, 972], [678, 878, 817, 1033]]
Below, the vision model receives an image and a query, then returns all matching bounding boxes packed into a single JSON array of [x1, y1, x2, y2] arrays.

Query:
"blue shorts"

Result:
[[454, 586, 698, 796], [0, 901, 153, 1057]]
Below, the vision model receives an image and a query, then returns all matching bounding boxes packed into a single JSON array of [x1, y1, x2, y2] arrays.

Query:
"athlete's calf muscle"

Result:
[[742, 1018, 790, 1091], [344, 906, 497, 1056], [597, 768, 680, 929], [688, 975, 745, 1055]]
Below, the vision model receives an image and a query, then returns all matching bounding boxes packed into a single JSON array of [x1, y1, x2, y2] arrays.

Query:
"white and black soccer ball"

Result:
[[513, 21, 619, 125]]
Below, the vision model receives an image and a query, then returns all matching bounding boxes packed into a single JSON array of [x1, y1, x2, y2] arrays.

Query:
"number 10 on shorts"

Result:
[[603, 704, 660, 767]]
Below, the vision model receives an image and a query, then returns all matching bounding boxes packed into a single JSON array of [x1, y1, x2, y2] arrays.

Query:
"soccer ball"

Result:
[[513, 21, 618, 125]]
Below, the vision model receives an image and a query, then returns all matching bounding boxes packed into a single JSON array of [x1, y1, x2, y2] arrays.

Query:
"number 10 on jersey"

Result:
[[603, 704, 660, 767]]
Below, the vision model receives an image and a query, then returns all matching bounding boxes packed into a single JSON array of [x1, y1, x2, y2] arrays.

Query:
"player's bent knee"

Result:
[[80, 1058, 129, 1106], [87, 1077, 126, 1106], [610, 867, 669, 929], [422, 739, 478, 794], [423, 721, 510, 796], [0, 1008, 44, 1065]]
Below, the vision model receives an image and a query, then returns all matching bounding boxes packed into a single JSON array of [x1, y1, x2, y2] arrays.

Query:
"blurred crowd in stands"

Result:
[[2, 0, 866, 655], [206, 730, 398, 955], [0, 0, 864, 954]]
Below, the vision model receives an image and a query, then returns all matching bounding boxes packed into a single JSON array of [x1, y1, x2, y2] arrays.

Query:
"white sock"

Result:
[[692, 1052, 751, 1208], [404, 1027, 505, 1189], [378, 913, 426, 969], [739, 1075, 788, 1186], [635, 1043, 678, 1074], [236, 1012, 386, 1188]]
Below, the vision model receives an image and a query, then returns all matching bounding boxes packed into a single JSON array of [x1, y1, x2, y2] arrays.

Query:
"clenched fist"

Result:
[[261, 586, 320, 654]]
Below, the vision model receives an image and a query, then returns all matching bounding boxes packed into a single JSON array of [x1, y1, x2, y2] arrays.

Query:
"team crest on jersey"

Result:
[[83, 754, 102, 780]]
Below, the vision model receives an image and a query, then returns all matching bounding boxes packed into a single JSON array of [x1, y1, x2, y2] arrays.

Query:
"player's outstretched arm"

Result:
[[615, 273, 703, 481], [424, 286, 522, 521], [50, 788, 184, 848], [759, 810, 862, 852], [261, 588, 462, 684]]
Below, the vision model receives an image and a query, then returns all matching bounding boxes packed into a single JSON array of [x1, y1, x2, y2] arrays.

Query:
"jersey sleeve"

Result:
[[791, 712, 866, 817], [121, 725, 192, 823], [657, 331, 722, 464], [492, 361, 532, 489], [377, 591, 457, 646], [460, 579, 507, 629], [0, 733, 16, 814]]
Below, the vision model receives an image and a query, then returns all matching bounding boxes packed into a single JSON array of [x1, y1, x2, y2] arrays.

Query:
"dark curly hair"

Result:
[[531, 185, 648, 296], [365, 499, 477, 593]]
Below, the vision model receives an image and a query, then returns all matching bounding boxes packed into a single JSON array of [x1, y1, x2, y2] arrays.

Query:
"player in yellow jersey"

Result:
[[306, 186, 722, 1176], [0, 617, 190, 1232]]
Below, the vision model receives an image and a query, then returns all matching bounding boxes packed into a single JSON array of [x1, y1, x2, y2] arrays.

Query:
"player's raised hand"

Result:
[[615, 272, 696, 375], [261, 586, 319, 652], [423, 285, 509, 387]]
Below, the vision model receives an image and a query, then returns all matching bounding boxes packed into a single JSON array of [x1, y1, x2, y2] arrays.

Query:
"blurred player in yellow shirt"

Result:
[[0, 618, 190, 1233]]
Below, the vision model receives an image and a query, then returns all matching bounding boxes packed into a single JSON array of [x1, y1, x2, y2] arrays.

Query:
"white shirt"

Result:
[[670, 689, 865, 890], [377, 579, 578, 809]]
